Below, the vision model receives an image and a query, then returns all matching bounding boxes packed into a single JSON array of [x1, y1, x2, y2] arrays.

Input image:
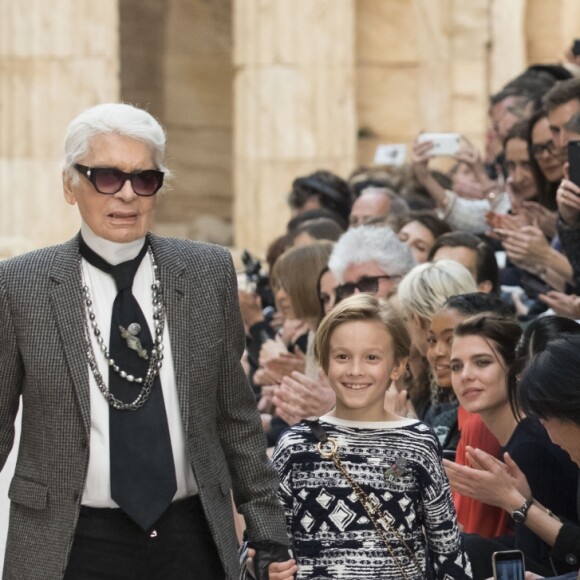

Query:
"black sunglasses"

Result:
[[335, 274, 401, 302], [530, 140, 556, 158], [74, 164, 164, 197]]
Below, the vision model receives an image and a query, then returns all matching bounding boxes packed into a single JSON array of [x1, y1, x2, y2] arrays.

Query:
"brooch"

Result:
[[383, 456, 408, 479]]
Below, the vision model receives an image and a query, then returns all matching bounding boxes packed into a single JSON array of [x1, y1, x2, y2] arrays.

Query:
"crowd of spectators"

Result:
[[237, 48, 580, 579]]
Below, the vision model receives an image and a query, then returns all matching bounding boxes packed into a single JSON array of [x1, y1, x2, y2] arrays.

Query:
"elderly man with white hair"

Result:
[[329, 225, 416, 301], [0, 103, 293, 580]]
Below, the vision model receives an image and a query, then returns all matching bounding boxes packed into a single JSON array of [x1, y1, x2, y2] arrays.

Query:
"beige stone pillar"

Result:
[[0, 1, 119, 256], [525, 0, 580, 64], [356, 0, 492, 163], [157, 0, 234, 244], [233, 0, 357, 256], [489, 0, 526, 93]]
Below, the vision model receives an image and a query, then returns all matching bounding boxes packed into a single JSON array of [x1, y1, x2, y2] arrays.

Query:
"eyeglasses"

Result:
[[74, 164, 164, 196], [530, 140, 556, 158], [335, 275, 401, 302]]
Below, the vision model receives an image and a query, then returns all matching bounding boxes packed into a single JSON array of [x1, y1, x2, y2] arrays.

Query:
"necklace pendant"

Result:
[[119, 325, 149, 360]]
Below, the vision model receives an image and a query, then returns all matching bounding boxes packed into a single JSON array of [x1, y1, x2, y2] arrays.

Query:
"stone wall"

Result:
[[0, 0, 119, 256], [4, 1, 580, 256], [233, 0, 357, 254]]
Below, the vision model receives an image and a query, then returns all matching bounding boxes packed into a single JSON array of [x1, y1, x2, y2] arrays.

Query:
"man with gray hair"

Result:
[[329, 225, 416, 301], [348, 187, 409, 229]]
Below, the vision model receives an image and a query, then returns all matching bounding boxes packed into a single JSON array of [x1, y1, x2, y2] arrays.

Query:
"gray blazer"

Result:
[[0, 234, 288, 580]]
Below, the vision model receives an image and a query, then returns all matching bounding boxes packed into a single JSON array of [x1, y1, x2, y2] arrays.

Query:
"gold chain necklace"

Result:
[[317, 438, 423, 580]]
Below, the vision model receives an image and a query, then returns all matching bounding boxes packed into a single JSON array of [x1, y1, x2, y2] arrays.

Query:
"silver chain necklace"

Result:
[[80, 248, 165, 411]]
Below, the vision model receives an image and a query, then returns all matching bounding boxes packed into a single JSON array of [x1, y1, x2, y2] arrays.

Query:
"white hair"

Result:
[[328, 225, 416, 282], [397, 259, 478, 322], [63, 103, 170, 182]]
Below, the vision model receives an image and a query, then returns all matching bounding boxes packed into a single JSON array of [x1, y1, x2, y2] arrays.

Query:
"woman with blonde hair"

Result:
[[396, 260, 478, 456]]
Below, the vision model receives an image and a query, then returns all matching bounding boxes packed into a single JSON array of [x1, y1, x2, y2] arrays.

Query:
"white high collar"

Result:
[[80, 223, 146, 266]]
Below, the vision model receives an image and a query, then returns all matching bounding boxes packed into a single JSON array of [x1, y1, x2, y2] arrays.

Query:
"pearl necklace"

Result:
[[80, 248, 165, 411]]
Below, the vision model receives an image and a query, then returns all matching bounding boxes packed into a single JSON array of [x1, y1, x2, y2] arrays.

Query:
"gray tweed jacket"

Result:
[[0, 234, 288, 580]]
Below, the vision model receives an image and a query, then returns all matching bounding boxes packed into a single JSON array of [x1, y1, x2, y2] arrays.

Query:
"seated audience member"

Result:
[[264, 243, 336, 435], [494, 111, 574, 307], [288, 218, 344, 247], [328, 225, 416, 301], [286, 207, 348, 233], [516, 329, 580, 580], [428, 293, 514, 538], [543, 77, 580, 162], [317, 267, 338, 316], [412, 133, 508, 234], [396, 211, 451, 263], [444, 316, 580, 579], [396, 261, 477, 457], [428, 232, 499, 295], [544, 109, 580, 308], [287, 170, 352, 223], [445, 315, 579, 577], [491, 121, 573, 313], [348, 186, 409, 229], [527, 109, 562, 213]]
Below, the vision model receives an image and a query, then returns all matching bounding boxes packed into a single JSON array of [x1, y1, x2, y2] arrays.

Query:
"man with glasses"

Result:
[[328, 225, 416, 302], [0, 104, 293, 579]]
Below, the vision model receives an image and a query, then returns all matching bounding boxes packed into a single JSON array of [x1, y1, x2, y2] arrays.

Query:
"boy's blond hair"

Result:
[[314, 294, 410, 373]]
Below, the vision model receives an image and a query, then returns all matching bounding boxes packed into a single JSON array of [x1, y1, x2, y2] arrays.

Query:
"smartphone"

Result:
[[373, 144, 407, 166], [568, 140, 580, 186], [492, 550, 525, 580], [418, 132, 461, 157]]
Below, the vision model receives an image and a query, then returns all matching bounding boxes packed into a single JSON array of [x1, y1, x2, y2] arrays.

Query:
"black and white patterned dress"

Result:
[[273, 415, 472, 579]]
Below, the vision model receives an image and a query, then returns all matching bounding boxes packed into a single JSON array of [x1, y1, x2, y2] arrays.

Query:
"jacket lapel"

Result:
[[49, 236, 91, 436], [149, 235, 191, 436]]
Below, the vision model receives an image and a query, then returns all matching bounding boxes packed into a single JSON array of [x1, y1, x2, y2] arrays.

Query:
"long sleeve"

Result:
[[419, 434, 473, 579], [0, 265, 24, 473]]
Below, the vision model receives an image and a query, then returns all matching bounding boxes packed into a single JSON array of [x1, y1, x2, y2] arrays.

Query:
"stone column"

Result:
[[489, 0, 526, 93], [525, 0, 580, 64], [233, 0, 357, 256], [0, 1, 119, 256], [356, 0, 493, 163]]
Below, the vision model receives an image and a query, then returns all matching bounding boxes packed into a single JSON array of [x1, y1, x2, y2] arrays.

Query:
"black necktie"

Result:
[[79, 236, 177, 530]]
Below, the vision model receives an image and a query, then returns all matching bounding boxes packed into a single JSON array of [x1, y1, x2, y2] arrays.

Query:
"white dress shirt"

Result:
[[80, 223, 197, 507]]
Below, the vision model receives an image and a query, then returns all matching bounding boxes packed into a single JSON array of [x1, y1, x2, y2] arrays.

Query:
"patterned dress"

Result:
[[273, 415, 472, 579]]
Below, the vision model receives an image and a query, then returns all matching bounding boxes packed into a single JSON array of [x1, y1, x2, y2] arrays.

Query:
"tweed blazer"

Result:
[[0, 234, 288, 580]]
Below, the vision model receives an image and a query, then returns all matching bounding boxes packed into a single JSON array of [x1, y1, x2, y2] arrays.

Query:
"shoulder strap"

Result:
[[303, 419, 328, 444]]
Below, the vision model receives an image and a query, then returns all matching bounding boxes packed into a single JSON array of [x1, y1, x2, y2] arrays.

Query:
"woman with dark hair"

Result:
[[444, 315, 579, 577], [495, 120, 574, 314], [526, 109, 562, 212], [428, 294, 513, 539], [396, 211, 451, 263]]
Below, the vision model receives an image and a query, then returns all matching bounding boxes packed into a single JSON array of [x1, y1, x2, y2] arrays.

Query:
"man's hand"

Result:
[[273, 370, 335, 425], [246, 548, 297, 580]]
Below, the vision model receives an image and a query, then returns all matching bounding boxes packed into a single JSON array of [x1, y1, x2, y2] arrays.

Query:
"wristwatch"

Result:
[[511, 497, 534, 523]]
